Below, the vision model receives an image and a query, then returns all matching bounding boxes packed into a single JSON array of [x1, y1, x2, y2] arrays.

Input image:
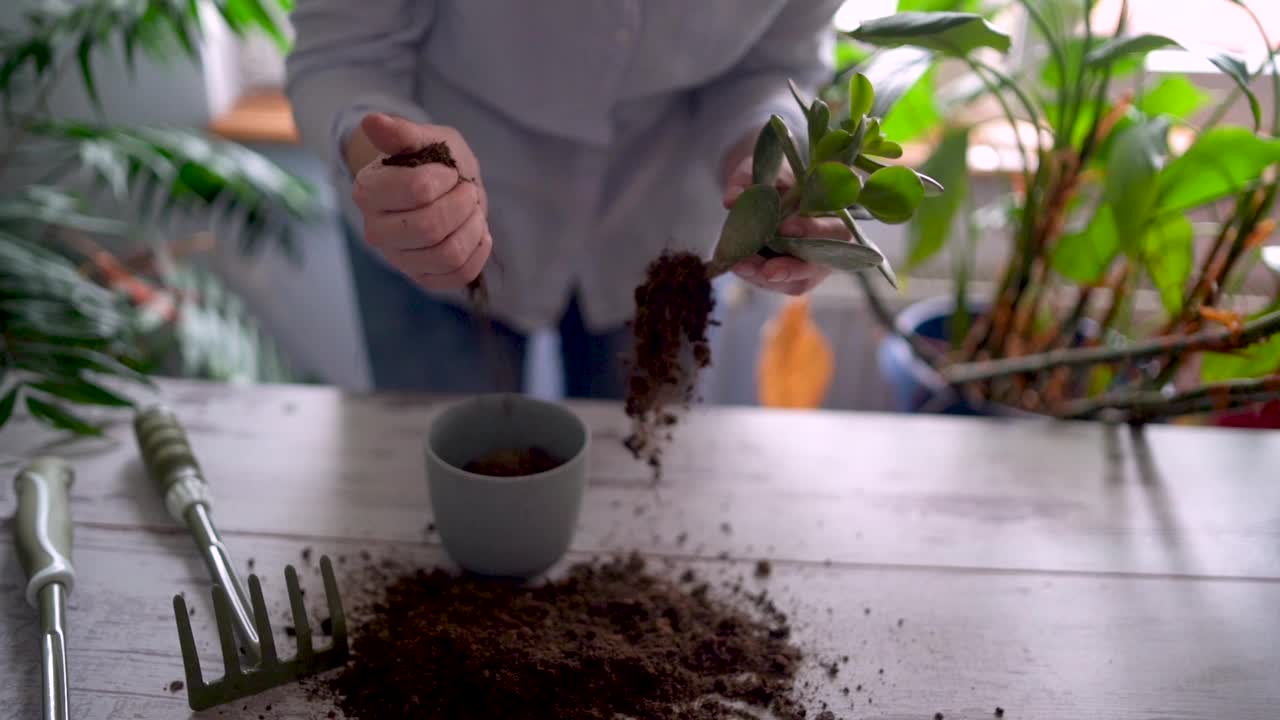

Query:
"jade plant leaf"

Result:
[[858, 166, 924, 224], [847, 12, 1012, 57], [768, 237, 883, 273], [846, 72, 875, 124], [808, 99, 831, 153], [767, 236, 884, 272], [752, 120, 783, 186], [708, 184, 781, 276], [769, 114, 806, 178], [813, 129, 855, 165], [800, 162, 862, 213]]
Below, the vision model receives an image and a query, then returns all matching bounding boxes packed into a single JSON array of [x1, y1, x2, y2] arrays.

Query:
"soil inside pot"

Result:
[[623, 251, 715, 477], [308, 554, 825, 720], [463, 446, 564, 476]]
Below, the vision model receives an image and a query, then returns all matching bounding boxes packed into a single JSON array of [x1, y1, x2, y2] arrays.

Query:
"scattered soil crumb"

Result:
[[754, 559, 772, 578], [302, 547, 313, 563], [247, 558, 255, 571], [306, 553, 827, 719], [284, 626, 296, 637], [676, 532, 688, 546], [464, 446, 563, 476], [935, 713, 945, 720], [897, 618, 904, 627], [168, 680, 183, 692], [995, 708, 1005, 717], [719, 522, 732, 534], [321, 617, 333, 636]]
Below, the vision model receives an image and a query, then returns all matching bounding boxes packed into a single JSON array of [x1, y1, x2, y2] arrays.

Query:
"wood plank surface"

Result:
[[1, 379, 1278, 719]]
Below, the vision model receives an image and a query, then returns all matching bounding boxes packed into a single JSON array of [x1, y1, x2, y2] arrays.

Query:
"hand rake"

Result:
[[172, 556, 349, 710]]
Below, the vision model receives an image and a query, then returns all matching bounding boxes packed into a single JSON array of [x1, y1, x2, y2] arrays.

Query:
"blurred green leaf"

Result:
[[0, 386, 18, 427], [752, 120, 783, 186], [859, 166, 924, 224], [1086, 33, 1178, 66], [1044, 36, 1143, 89], [1052, 204, 1120, 283], [1104, 116, 1171, 250], [1156, 128, 1280, 213], [801, 162, 863, 213], [29, 377, 134, 407], [847, 12, 1011, 56], [1140, 214, 1193, 315], [856, 47, 935, 119], [1137, 74, 1210, 121], [1202, 306, 1280, 382], [908, 128, 968, 268], [0, 186, 129, 235], [25, 395, 103, 436], [879, 66, 940, 145], [710, 184, 781, 274], [1203, 50, 1262, 129]]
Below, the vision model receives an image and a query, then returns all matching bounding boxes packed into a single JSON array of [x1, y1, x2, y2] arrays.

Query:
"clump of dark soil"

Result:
[[624, 251, 715, 476], [311, 554, 819, 719], [381, 142, 458, 169], [463, 446, 564, 476]]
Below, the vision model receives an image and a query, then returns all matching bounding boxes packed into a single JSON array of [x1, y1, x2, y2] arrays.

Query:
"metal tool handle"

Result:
[[134, 404, 211, 523], [13, 457, 76, 608]]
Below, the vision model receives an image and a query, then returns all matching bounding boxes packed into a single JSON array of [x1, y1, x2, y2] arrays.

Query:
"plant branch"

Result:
[[1058, 374, 1280, 421], [941, 307, 1280, 384]]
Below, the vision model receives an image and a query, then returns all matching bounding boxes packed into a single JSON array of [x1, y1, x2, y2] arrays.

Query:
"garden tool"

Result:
[[13, 456, 76, 720], [132, 404, 349, 710]]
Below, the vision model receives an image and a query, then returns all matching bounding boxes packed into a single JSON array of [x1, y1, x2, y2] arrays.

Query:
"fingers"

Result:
[[364, 180, 481, 250], [376, 203, 487, 281], [418, 223, 493, 291], [777, 214, 851, 239], [361, 112, 434, 156], [732, 255, 831, 296], [353, 162, 461, 214]]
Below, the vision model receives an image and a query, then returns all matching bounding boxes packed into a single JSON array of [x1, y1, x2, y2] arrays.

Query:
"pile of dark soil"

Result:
[[311, 554, 818, 719], [463, 446, 563, 476], [623, 251, 715, 476]]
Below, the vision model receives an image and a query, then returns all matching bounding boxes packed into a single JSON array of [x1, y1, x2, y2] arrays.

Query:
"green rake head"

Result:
[[172, 555, 349, 711]]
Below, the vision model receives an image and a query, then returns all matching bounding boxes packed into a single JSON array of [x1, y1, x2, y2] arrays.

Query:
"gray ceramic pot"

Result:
[[425, 393, 589, 578]]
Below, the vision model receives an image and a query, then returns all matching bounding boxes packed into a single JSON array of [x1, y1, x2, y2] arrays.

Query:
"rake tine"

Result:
[[247, 574, 278, 666], [320, 555, 349, 658], [284, 565, 313, 660], [172, 594, 206, 691], [211, 584, 243, 678]]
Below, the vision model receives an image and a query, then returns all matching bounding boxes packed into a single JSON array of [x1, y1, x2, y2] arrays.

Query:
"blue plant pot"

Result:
[[876, 295, 990, 415]]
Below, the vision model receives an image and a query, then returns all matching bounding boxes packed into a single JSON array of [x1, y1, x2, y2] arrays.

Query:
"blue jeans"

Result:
[[344, 227, 632, 399]]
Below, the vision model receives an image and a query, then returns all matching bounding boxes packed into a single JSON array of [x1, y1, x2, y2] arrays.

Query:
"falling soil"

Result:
[[383, 142, 511, 393], [463, 446, 564, 477], [309, 553, 823, 719], [624, 251, 715, 476]]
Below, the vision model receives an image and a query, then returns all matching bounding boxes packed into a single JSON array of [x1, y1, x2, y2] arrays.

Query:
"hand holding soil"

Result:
[[351, 112, 492, 290]]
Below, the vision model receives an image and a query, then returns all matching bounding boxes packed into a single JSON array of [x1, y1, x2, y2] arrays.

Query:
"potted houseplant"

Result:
[[0, 0, 315, 436], [836, 0, 1280, 424]]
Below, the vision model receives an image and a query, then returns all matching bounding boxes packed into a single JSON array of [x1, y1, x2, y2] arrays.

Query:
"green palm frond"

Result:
[[1, 0, 294, 111], [156, 264, 296, 384], [0, 232, 152, 435], [32, 122, 316, 259]]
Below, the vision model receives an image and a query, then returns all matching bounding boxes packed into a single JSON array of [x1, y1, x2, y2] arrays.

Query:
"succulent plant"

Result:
[[705, 74, 943, 288]]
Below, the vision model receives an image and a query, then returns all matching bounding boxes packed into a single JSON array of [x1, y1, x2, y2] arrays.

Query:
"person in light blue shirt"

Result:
[[285, 0, 854, 398]]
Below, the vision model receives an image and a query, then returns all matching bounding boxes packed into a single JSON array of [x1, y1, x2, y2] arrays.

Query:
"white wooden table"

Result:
[[1, 378, 1278, 719]]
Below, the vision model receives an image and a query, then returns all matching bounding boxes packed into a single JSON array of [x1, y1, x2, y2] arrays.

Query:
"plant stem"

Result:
[[1058, 374, 1280, 421], [941, 307, 1280, 384], [849, 270, 941, 370]]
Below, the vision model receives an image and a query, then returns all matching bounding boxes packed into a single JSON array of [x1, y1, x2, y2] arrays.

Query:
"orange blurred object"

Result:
[[757, 295, 834, 408]]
